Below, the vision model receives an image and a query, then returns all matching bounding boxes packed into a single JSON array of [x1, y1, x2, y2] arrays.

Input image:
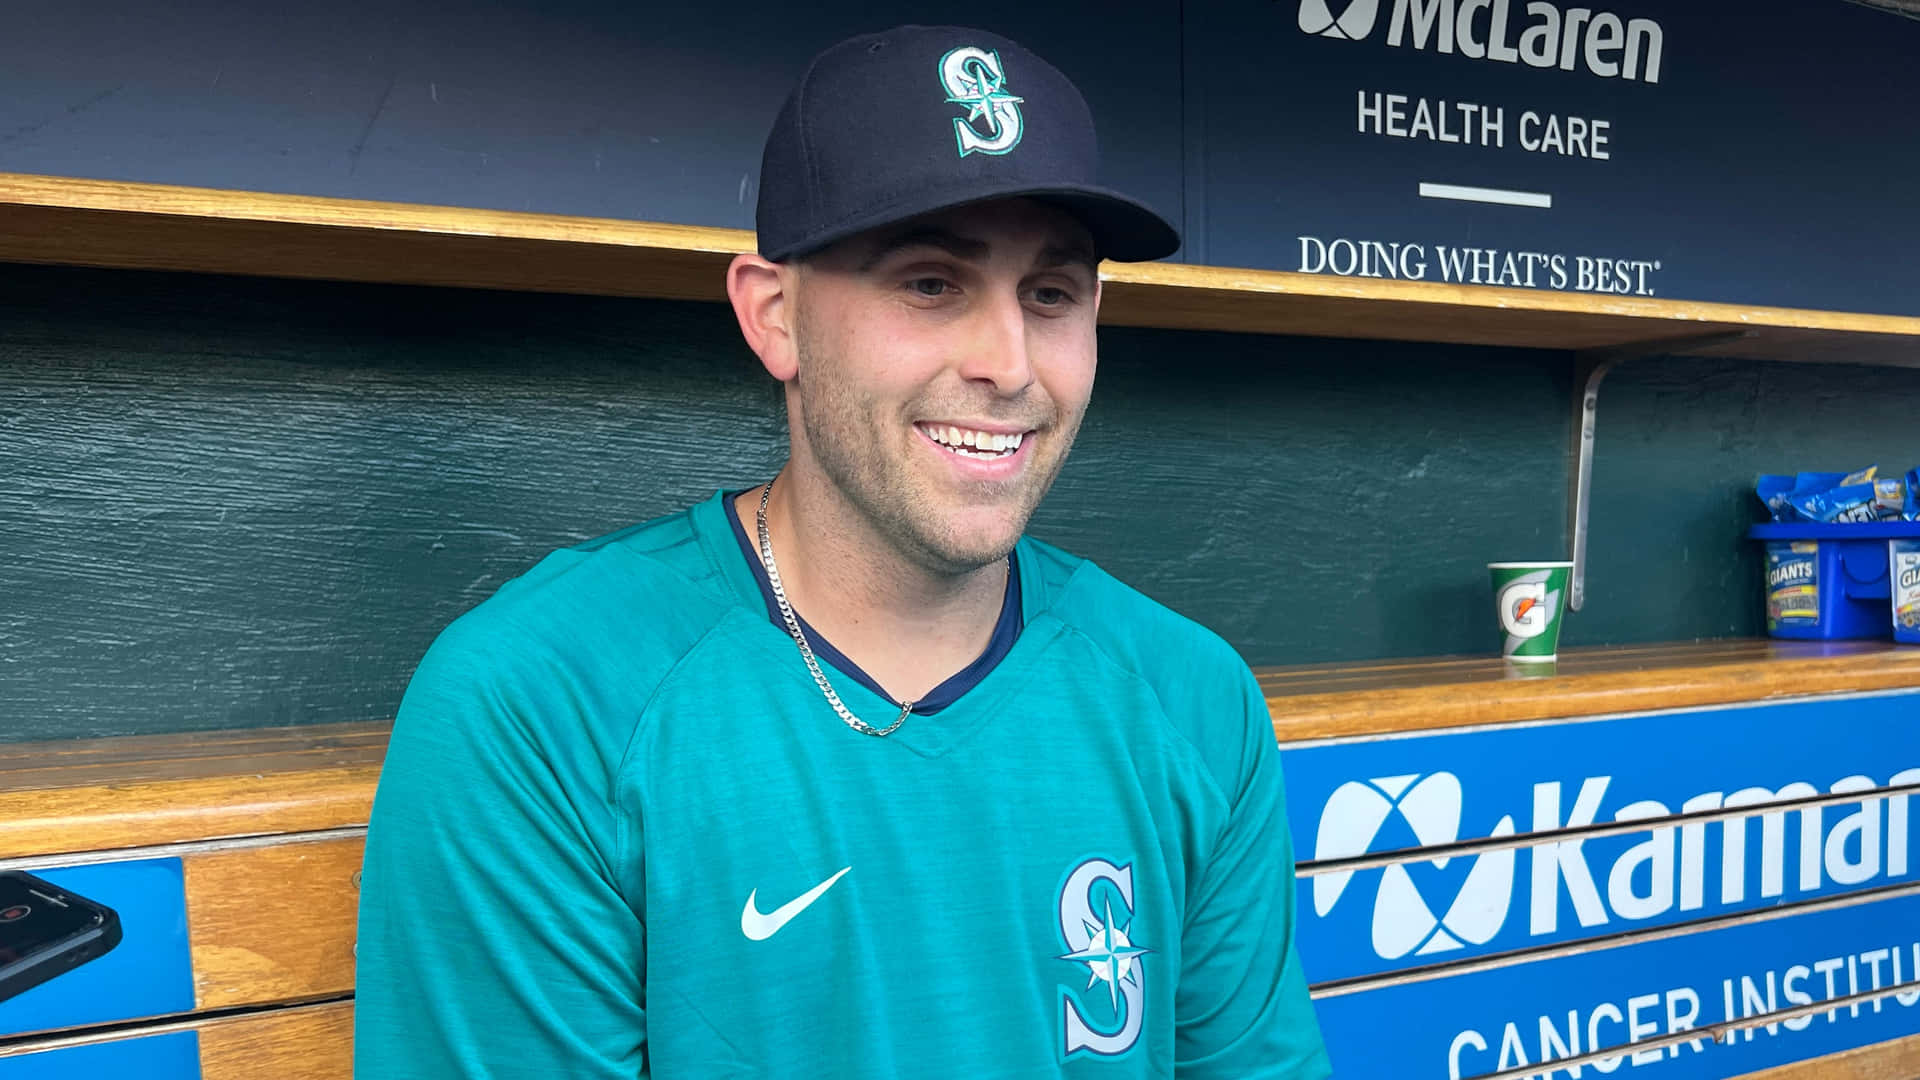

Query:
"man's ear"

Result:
[[727, 253, 799, 382]]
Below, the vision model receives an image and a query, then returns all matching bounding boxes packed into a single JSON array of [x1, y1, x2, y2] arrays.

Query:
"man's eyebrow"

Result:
[[853, 227, 1099, 275], [856, 227, 991, 272], [1037, 241, 1099, 274]]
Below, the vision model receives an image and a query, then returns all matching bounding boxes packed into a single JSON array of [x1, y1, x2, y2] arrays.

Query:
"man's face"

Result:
[[785, 198, 1101, 576]]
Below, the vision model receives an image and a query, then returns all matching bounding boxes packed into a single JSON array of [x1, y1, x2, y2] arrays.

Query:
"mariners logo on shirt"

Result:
[[1055, 856, 1150, 1058]]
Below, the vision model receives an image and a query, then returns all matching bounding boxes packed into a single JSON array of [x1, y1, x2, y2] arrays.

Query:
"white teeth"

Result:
[[922, 424, 1026, 456]]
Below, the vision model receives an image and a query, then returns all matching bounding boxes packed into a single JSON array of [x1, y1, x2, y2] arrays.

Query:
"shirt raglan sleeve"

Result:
[[1174, 664, 1332, 1079], [353, 618, 648, 1079]]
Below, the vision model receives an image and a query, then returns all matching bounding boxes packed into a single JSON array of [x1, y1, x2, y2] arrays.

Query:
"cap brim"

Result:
[[764, 179, 1180, 264], [1022, 185, 1182, 263]]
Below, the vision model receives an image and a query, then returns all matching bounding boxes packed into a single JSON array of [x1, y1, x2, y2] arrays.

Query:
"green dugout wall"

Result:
[[7, 263, 1916, 742], [3, 0, 1918, 742]]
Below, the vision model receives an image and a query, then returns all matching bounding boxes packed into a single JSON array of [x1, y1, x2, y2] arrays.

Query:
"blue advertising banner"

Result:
[[1313, 889, 1920, 1079], [1280, 689, 1920, 1076], [1188, 1, 1920, 316], [0, 1030, 199, 1079], [0, 858, 195, 1037]]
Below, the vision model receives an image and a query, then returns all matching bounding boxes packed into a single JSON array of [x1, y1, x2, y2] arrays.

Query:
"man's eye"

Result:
[[1032, 286, 1074, 306], [908, 278, 952, 298]]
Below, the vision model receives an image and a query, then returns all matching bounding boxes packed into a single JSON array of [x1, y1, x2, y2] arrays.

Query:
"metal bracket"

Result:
[[1567, 331, 1756, 613]]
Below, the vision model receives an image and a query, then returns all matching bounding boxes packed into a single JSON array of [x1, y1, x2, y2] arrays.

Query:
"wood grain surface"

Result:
[[4, 171, 1919, 363], [0, 722, 389, 791], [5, 635, 1916, 857], [198, 1001, 355, 1080], [0, 725, 367, 1040], [0, 722, 383, 861], [1730, 1033, 1920, 1080], [185, 836, 363, 1010], [0, 768, 375, 860], [1264, 639, 1920, 741], [1096, 263, 1920, 366], [0, 171, 743, 300], [0, 1000, 354, 1079]]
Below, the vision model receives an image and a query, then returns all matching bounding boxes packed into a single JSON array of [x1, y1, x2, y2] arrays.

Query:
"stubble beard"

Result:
[[792, 333, 1082, 579]]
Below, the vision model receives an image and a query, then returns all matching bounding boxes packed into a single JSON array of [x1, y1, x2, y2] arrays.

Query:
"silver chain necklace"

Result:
[[756, 479, 913, 737]]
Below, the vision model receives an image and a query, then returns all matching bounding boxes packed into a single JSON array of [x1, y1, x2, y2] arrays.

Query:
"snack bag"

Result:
[[1790, 471, 1847, 499], [1787, 483, 1880, 524], [1908, 469, 1920, 521], [1873, 478, 1906, 520], [1755, 475, 1797, 522]]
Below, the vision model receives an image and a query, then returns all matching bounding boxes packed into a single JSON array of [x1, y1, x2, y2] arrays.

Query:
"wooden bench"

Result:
[[1, 641, 1915, 1078], [0, 723, 380, 1078]]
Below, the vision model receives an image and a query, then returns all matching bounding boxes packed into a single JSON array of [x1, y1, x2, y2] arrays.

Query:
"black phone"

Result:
[[0, 870, 123, 1005]]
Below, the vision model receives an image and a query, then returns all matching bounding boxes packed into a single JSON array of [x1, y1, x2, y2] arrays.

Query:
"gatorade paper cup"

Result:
[[1489, 562, 1573, 662]]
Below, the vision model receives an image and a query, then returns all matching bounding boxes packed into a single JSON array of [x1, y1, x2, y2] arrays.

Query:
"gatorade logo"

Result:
[[1498, 581, 1550, 638]]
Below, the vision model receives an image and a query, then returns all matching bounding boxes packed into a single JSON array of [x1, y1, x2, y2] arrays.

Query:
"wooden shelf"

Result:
[[0, 721, 384, 859], [1262, 638, 1920, 742], [4, 171, 1919, 364], [5, 640, 1916, 858]]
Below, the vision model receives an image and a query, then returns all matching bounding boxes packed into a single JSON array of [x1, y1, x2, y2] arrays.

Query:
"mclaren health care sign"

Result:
[[1188, 1, 1920, 317], [1283, 690, 1920, 1078]]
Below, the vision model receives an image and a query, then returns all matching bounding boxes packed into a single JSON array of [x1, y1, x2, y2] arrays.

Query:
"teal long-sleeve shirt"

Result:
[[353, 490, 1330, 1078]]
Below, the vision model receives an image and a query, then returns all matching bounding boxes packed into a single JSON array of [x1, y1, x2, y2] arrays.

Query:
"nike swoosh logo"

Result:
[[741, 866, 851, 941]]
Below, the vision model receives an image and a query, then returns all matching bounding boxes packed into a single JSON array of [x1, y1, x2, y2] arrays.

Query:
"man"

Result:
[[355, 24, 1329, 1079]]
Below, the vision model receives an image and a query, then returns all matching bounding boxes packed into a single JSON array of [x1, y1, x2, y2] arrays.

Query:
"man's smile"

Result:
[[914, 420, 1032, 460]]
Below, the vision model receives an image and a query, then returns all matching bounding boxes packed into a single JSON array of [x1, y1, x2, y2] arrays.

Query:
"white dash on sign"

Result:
[[1418, 182, 1552, 209]]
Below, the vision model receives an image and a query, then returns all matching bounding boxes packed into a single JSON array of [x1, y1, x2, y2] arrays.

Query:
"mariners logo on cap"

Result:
[[939, 47, 1025, 157]]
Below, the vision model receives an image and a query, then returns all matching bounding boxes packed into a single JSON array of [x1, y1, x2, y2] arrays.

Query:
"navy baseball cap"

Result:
[[754, 25, 1180, 264]]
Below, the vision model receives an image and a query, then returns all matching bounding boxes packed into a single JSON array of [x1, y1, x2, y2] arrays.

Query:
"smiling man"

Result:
[[354, 24, 1329, 1080]]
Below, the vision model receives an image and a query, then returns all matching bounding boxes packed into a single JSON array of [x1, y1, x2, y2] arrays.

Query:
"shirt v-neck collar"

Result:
[[714, 488, 1023, 716]]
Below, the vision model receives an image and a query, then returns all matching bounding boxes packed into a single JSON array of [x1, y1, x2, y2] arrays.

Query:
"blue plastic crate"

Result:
[[1749, 522, 1920, 641]]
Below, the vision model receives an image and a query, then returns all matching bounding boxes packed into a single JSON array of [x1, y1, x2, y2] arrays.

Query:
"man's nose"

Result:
[[953, 287, 1037, 396]]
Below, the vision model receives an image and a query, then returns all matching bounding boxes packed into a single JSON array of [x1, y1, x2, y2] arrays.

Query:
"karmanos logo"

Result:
[[1315, 767, 1920, 961], [1315, 773, 1516, 959]]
